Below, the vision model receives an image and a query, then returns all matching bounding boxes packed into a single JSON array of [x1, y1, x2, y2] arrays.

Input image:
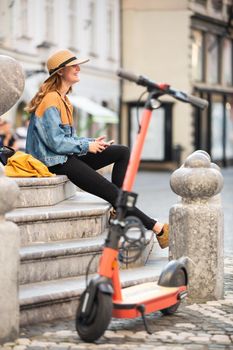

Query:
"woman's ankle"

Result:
[[153, 222, 164, 235]]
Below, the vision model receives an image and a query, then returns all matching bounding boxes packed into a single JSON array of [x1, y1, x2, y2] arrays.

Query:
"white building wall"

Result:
[[121, 1, 193, 158], [0, 0, 120, 125]]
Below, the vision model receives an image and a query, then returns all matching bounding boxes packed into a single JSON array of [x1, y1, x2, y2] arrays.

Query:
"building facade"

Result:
[[120, 0, 233, 167], [0, 0, 120, 140]]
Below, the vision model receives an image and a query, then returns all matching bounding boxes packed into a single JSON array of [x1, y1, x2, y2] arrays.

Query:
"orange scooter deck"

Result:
[[113, 282, 187, 318]]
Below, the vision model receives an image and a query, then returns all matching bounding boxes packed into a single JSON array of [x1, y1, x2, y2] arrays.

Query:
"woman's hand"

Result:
[[88, 140, 106, 153], [88, 136, 115, 153]]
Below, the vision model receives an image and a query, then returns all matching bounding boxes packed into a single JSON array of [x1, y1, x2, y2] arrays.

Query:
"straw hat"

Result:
[[45, 49, 89, 82]]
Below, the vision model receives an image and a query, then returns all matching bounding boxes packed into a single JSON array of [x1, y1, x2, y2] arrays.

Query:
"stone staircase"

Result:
[[6, 176, 167, 326]]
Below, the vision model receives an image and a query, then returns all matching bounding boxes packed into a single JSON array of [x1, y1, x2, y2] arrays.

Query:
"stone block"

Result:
[[13, 176, 77, 208], [169, 150, 224, 303], [0, 221, 19, 343]]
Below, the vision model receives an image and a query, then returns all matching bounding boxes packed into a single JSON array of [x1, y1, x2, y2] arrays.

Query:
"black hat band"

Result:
[[49, 56, 77, 75]]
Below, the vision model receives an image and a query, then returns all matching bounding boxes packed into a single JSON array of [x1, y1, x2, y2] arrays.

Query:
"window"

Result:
[[130, 107, 165, 160], [211, 94, 224, 159], [45, 0, 54, 43], [107, 4, 115, 60], [191, 30, 204, 81], [222, 38, 232, 86], [226, 97, 233, 158], [196, 0, 207, 6], [68, 0, 77, 49], [211, 0, 223, 12], [206, 33, 219, 84], [20, 0, 28, 37], [88, 1, 97, 56]]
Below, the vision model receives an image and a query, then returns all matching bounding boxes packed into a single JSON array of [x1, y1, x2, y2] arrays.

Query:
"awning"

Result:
[[21, 76, 118, 124], [21, 73, 46, 102], [69, 95, 118, 124]]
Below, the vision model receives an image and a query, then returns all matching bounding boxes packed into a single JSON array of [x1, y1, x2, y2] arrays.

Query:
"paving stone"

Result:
[[185, 345, 207, 350], [13, 346, 27, 350], [27, 346, 47, 350], [104, 331, 125, 339], [174, 323, 196, 329], [54, 331, 74, 337], [49, 346, 70, 350], [3, 343, 16, 347], [188, 336, 210, 343], [15, 339, 31, 346], [178, 332, 195, 338], [211, 334, 231, 344]]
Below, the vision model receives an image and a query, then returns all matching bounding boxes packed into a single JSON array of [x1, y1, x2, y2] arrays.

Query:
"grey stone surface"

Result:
[[19, 231, 152, 285], [19, 236, 104, 284], [5, 256, 233, 348], [169, 151, 224, 303], [6, 192, 109, 245], [14, 176, 77, 208], [19, 258, 167, 326], [0, 55, 25, 116], [0, 168, 20, 342]]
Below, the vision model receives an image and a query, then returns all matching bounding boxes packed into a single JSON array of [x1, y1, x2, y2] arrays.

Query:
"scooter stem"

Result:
[[122, 108, 152, 192]]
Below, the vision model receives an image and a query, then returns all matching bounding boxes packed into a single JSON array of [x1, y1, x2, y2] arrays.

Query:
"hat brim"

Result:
[[44, 58, 89, 83]]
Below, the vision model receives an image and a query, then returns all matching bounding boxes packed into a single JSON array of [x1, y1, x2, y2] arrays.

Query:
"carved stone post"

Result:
[[0, 167, 20, 342], [0, 55, 24, 343], [169, 150, 224, 303]]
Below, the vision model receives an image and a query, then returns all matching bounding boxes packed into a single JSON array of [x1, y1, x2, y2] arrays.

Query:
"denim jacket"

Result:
[[26, 91, 94, 167]]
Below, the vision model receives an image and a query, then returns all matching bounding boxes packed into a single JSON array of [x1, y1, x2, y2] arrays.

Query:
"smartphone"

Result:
[[107, 140, 114, 145], [104, 140, 115, 147]]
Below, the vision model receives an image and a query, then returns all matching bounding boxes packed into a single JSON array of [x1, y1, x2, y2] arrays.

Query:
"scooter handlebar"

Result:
[[117, 68, 140, 84], [186, 94, 209, 110], [117, 68, 208, 110]]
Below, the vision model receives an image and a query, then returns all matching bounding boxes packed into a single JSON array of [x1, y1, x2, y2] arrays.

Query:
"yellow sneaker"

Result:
[[156, 223, 169, 249], [108, 208, 117, 224]]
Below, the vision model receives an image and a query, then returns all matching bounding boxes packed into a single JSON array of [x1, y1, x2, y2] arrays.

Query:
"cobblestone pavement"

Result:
[[1, 256, 233, 350]]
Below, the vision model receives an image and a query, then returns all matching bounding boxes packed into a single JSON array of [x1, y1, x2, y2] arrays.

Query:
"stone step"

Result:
[[20, 255, 168, 326], [20, 231, 154, 285], [13, 175, 77, 208], [20, 234, 106, 285], [6, 192, 110, 246]]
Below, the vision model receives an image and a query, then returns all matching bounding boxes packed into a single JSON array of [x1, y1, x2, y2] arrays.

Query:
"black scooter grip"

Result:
[[117, 68, 139, 84], [187, 94, 209, 110]]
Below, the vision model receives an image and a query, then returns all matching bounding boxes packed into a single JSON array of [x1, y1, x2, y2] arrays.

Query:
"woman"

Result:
[[26, 49, 168, 249], [0, 119, 18, 150]]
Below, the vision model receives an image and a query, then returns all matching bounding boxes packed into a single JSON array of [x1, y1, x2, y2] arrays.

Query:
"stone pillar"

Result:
[[0, 167, 20, 343], [169, 150, 224, 303], [0, 55, 25, 116], [0, 54, 24, 343]]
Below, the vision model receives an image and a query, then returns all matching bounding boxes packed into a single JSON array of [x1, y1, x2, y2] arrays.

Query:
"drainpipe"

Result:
[[118, 0, 123, 144]]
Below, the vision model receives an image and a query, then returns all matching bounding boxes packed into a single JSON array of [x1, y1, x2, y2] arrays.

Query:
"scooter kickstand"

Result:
[[136, 304, 153, 335]]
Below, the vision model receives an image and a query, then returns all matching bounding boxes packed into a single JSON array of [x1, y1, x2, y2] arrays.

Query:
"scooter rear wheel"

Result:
[[75, 290, 113, 342], [160, 268, 186, 316]]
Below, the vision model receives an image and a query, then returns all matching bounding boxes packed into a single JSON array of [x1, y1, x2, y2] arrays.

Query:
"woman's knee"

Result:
[[117, 145, 130, 160]]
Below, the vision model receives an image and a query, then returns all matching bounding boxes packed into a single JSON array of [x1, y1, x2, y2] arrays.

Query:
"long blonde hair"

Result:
[[25, 73, 71, 114]]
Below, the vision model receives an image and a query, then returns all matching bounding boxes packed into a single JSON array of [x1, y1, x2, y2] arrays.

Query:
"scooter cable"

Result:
[[85, 251, 100, 287], [136, 90, 148, 133]]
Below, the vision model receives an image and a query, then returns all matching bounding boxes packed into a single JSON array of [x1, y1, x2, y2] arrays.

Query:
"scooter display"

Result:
[[75, 69, 209, 342]]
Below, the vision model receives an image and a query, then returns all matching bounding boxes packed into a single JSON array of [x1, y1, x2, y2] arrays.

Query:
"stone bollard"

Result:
[[169, 150, 224, 303], [0, 55, 25, 116], [0, 55, 24, 343], [0, 167, 20, 342]]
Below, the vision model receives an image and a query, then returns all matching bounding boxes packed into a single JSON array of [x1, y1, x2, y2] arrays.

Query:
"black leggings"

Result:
[[49, 145, 156, 230]]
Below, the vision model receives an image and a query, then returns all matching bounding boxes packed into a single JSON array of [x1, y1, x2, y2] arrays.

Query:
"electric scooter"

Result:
[[75, 69, 209, 342]]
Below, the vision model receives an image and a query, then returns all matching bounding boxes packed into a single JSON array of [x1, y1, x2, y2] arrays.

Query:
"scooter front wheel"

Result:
[[75, 290, 113, 342]]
